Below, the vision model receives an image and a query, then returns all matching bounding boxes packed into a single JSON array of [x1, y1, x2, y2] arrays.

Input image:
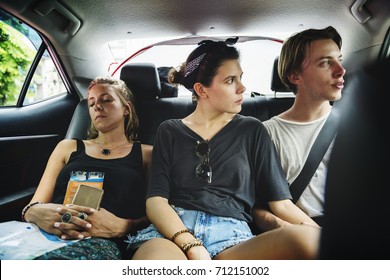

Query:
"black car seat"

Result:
[[65, 98, 89, 140], [320, 57, 389, 259], [120, 63, 194, 145], [265, 56, 294, 119]]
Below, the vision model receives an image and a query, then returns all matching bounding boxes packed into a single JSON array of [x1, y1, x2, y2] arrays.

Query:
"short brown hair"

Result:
[[279, 26, 342, 93]]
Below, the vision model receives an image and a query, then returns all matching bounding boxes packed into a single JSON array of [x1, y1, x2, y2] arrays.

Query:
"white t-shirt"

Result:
[[263, 113, 334, 217]]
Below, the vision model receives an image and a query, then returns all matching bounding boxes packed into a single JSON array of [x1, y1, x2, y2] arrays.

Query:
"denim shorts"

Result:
[[126, 206, 254, 258]]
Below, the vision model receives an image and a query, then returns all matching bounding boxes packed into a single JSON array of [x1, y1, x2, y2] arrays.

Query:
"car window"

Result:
[[23, 49, 67, 105], [0, 10, 66, 107]]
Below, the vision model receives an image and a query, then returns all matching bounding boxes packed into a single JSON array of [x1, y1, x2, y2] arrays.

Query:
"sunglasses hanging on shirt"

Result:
[[195, 140, 212, 183]]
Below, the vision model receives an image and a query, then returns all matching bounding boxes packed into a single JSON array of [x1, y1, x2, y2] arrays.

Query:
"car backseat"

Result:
[[66, 60, 294, 144], [62, 60, 294, 238]]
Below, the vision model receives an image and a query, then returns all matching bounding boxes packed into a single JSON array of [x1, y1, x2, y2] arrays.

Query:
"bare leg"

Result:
[[214, 224, 320, 260], [132, 237, 187, 260]]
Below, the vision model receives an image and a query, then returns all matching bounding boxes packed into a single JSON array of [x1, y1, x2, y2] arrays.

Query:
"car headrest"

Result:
[[65, 99, 90, 140], [120, 63, 161, 102], [270, 57, 290, 92]]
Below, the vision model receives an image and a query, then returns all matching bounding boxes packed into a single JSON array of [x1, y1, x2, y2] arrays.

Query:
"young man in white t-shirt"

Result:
[[253, 26, 345, 231]]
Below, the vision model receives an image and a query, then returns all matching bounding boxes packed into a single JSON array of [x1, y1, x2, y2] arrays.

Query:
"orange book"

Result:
[[63, 171, 104, 205]]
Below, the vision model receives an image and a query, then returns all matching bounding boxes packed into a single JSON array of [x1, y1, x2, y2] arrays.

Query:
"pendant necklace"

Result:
[[95, 139, 128, 156]]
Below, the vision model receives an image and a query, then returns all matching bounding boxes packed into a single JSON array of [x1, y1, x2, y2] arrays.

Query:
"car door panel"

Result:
[[0, 93, 79, 222]]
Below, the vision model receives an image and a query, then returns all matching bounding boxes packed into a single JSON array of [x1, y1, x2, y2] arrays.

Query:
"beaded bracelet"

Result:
[[181, 238, 204, 254], [21, 201, 43, 222], [170, 229, 192, 242]]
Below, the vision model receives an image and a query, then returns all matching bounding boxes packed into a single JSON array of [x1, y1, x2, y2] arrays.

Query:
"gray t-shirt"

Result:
[[147, 114, 291, 223]]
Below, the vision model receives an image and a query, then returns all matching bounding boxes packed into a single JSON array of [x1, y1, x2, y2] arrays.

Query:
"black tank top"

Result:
[[53, 139, 146, 219]]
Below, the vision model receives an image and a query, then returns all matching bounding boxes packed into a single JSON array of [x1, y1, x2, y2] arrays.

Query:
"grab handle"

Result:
[[351, 0, 371, 24], [34, 0, 81, 35]]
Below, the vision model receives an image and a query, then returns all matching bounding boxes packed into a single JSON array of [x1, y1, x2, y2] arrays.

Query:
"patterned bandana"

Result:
[[183, 37, 239, 78], [184, 53, 206, 78]]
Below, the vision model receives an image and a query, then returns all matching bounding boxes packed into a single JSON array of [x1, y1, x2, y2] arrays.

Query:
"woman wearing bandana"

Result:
[[127, 38, 320, 260]]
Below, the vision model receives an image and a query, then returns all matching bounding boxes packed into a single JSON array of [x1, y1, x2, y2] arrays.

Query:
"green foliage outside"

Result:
[[0, 21, 35, 105]]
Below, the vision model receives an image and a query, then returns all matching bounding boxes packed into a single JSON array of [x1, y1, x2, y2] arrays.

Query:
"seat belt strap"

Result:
[[290, 108, 340, 204]]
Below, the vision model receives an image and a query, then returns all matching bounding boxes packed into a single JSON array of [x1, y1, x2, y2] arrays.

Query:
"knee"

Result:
[[285, 225, 321, 259], [132, 238, 187, 260]]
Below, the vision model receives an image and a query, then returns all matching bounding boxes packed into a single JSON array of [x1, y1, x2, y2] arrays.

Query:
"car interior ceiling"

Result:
[[1, 0, 389, 93]]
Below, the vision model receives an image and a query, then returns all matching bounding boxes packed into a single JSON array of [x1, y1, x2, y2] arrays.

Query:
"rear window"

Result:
[[108, 37, 291, 97]]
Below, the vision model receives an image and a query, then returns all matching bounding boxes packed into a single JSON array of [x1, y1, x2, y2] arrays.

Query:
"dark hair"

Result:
[[87, 76, 139, 141], [279, 26, 342, 93], [169, 37, 240, 97]]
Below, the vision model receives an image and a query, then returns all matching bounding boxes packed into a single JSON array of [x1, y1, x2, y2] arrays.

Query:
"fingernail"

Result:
[[90, 208, 95, 212], [56, 207, 61, 211], [86, 223, 92, 228], [61, 235, 66, 239], [78, 234, 84, 239], [54, 222, 60, 227]]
